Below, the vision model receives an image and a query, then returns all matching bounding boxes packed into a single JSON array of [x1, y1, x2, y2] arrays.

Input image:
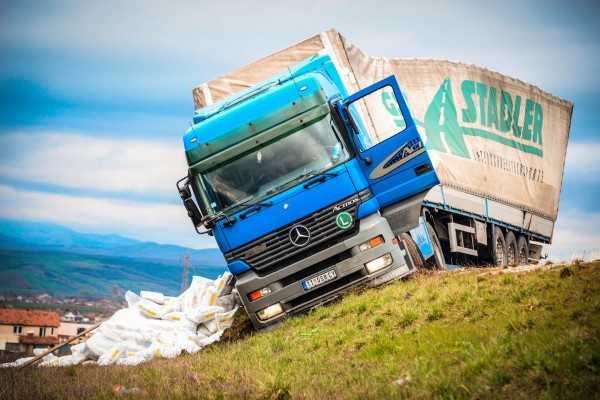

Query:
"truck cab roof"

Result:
[[183, 55, 345, 168]]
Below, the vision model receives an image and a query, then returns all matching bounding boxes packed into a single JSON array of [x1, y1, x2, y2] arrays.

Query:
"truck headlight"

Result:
[[365, 253, 393, 274], [256, 303, 284, 321]]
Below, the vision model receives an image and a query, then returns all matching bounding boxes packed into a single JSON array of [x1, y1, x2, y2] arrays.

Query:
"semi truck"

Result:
[[177, 30, 572, 330]]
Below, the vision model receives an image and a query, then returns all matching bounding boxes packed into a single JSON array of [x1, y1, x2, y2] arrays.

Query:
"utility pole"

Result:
[[111, 284, 121, 304], [179, 247, 191, 293]]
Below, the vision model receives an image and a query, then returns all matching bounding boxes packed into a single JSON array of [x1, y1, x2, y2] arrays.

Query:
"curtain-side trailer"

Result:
[[179, 30, 572, 329]]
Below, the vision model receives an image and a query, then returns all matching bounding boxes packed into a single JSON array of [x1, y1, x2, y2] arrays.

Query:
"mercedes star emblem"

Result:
[[289, 225, 311, 247]]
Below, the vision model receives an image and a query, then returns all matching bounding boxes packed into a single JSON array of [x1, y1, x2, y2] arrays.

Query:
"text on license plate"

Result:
[[302, 269, 337, 290]]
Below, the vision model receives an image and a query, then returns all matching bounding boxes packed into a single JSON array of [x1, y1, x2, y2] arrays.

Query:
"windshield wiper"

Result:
[[229, 198, 273, 213], [266, 170, 318, 195], [239, 201, 273, 220], [302, 172, 339, 189], [240, 199, 274, 208], [219, 198, 274, 224]]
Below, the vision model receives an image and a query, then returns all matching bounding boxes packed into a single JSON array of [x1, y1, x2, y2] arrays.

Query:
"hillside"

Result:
[[1, 262, 598, 399], [0, 218, 225, 265], [0, 249, 226, 299], [0, 219, 227, 298]]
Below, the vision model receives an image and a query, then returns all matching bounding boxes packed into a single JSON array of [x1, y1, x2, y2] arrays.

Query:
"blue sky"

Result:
[[0, 0, 598, 259]]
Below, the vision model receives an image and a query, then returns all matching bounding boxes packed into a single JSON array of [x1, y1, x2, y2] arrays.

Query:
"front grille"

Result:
[[224, 194, 362, 274]]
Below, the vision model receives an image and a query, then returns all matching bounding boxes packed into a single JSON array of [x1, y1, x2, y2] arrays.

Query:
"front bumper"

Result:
[[235, 213, 412, 330]]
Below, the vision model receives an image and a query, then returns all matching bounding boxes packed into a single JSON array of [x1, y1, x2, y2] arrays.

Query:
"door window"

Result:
[[347, 85, 407, 152]]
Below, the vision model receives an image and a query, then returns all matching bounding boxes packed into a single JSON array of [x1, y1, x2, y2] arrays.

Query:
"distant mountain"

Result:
[[0, 219, 228, 299], [0, 219, 140, 248], [0, 233, 32, 249], [0, 218, 225, 267], [0, 249, 225, 299]]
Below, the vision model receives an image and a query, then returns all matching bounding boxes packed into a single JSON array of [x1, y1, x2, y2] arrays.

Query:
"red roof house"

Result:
[[0, 309, 60, 355]]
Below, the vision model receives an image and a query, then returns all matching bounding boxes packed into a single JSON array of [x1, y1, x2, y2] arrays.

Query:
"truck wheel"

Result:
[[400, 233, 425, 270], [505, 231, 518, 267], [492, 226, 507, 267], [516, 235, 529, 265], [426, 221, 446, 270]]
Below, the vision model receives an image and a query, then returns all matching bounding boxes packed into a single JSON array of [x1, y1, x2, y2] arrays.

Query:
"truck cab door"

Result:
[[341, 76, 439, 211]]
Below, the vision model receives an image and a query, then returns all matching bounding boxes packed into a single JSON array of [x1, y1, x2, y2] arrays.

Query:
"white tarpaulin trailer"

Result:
[[192, 29, 572, 241]]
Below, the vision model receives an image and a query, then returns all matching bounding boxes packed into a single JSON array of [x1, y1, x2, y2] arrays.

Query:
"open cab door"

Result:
[[342, 76, 439, 233]]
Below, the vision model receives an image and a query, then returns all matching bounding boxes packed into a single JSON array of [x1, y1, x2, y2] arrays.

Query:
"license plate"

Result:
[[302, 269, 337, 291]]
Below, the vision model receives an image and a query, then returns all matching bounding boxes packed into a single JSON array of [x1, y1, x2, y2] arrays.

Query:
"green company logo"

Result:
[[382, 78, 544, 158], [336, 212, 353, 229]]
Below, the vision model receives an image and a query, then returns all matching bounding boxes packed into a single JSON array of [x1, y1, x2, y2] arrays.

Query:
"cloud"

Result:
[[0, 132, 188, 200], [545, 207, 600, 262], [2, 0, 598, 98], [563, 140, 600, 181], [0, 184, 217, 249]]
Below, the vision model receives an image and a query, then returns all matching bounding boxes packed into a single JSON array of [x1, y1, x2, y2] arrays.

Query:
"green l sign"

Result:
[[336, 212, 353, 229]]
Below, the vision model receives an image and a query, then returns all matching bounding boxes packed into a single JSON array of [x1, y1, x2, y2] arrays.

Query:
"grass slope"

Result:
[[1, 262, 599, 399]]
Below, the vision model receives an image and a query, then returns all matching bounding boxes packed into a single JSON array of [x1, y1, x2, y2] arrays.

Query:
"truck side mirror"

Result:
[[179, 185, 192, 200], [183, 198, 203, 227], [177, 176, 212, 235]]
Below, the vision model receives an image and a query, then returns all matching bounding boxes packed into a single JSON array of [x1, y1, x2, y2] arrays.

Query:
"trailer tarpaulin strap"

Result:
[[192, 29, 572, 222]]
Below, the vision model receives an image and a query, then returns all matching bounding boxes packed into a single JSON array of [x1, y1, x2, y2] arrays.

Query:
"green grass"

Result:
[[1, 262, 599, 399]]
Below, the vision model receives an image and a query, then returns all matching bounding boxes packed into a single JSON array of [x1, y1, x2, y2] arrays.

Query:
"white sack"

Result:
[[3, 273, 239, 368], [140, 291, 165, 304]]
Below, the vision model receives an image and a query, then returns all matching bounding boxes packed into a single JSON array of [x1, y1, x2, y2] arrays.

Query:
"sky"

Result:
[[0, 0, 598, 260]]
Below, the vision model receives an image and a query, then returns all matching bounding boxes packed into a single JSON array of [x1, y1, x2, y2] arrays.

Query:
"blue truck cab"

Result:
[[178, 55, 439, 329]]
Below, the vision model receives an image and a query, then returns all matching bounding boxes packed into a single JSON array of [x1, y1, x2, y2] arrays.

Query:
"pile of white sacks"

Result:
[[2, 273, 240, 367]]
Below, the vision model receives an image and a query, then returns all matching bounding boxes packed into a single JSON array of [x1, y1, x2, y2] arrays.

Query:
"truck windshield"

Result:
[[198, 114, 350, 216]]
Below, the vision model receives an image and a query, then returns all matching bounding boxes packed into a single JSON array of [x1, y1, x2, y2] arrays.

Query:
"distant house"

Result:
[[0, 309, 60, 356], [61, 311, 77, 322], [36, 293, 52, 301], [58, 312, 95, 344]]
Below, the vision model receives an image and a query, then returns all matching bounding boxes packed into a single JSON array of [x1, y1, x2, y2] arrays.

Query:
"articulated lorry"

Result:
[[177, 30, 572, 330]]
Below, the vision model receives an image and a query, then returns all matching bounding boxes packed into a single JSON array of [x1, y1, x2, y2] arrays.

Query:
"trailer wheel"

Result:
[[492, 226, 507, 267], [516, 235, 529, 265], [401, 233, 425, 270], [505, 231, 518, 267], [426, 221, 446, 270]]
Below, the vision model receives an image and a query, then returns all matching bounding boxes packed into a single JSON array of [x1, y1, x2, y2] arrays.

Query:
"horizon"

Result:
[[0, 217, 217, 250]]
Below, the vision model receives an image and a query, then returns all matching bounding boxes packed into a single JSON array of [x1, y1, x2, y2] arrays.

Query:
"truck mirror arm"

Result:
[[177, 176, 212, 235]]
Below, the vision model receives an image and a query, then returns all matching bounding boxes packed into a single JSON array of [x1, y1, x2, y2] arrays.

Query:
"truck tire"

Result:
[[492, 226, 507, 267], [516, 235, 529, 265], [505, 231, 518, 267], [401, 233, 425, 270], [426, 221, 446, 270]]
